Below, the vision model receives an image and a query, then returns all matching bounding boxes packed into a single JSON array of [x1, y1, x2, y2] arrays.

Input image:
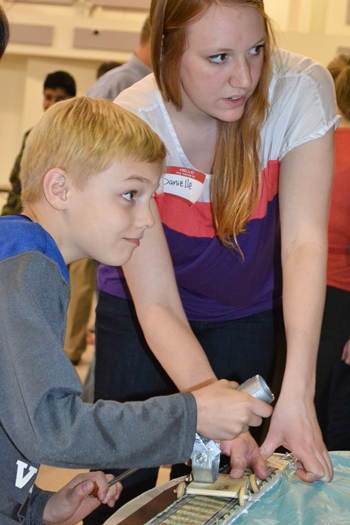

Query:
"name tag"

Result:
[[163, 167, 206, 205]]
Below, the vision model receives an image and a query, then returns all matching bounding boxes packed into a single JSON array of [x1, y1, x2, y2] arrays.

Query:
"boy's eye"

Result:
[[209, 53, 227, 64], [250, 44, 265, 56], [122, 190, 137, 201]]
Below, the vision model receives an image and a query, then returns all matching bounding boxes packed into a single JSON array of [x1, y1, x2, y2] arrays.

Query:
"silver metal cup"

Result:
[[237, 374, 274, 404]]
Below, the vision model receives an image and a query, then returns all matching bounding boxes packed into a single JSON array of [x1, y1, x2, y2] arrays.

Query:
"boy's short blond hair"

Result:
[[21, 96, 166, 204]]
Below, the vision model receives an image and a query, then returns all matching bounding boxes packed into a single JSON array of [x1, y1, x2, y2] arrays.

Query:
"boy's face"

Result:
[[65, 158, 161, 266], [43, 87, 71, 111]]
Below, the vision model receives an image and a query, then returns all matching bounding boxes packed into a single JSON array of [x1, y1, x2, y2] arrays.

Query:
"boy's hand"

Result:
[[192, 379, 273, 441], [42, 471, 122, 525]]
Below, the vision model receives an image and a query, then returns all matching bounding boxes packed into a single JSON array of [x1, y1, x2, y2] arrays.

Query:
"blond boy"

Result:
[[0, 97, 271, 524]]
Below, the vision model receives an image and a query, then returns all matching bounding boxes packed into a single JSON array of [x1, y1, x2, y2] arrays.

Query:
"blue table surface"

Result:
[[234, 451, 350, 524]]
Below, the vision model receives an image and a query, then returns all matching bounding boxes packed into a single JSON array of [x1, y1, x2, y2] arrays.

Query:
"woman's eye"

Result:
[[209, 53, 227, 64], [122, 191, 136, 201], [250, 44, 265, 56]]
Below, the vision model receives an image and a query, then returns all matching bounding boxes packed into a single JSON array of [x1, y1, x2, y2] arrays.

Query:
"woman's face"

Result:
[[179, 3, 266, 123]]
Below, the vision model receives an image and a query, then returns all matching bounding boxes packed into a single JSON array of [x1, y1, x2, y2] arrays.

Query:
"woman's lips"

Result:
[[224, 95, 245, 107]]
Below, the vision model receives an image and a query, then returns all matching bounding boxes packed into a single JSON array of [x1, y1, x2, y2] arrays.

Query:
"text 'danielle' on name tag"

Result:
[[163, 167, 206, 205]]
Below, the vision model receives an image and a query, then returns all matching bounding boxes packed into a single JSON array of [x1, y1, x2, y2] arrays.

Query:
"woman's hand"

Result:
[[274, 128, 335, 484], [342, 339, 350, 365], [220, 432, 268, 480], [260, 393, 333, 482], [42, 471, 122, 525]]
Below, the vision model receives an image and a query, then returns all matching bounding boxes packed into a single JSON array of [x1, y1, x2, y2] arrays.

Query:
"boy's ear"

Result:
[[42, 168, 71, 210]]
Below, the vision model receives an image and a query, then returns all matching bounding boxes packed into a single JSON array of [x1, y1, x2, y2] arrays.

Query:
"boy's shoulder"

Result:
[[0, 215, 68, 281]]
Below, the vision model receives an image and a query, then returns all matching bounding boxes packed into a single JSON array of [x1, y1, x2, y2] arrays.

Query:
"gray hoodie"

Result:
[[0, 215, 197, 524]]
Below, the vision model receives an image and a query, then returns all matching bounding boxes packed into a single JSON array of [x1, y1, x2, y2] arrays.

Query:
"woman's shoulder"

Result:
[[261, 50, 338, 162], [271, 49, 333, 91], [268, 49, 336, 120]]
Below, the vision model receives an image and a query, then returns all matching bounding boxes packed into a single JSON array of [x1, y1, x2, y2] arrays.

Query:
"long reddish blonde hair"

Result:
[[328, 55, 350, 120], [150, 0, 276, 248]]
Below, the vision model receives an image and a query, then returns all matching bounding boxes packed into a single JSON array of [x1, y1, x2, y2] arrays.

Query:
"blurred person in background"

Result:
[[96, 60, 123, 80], [1, 70, 76, 216], [314, 54, 350, 451], [86, 15, 151, 101]]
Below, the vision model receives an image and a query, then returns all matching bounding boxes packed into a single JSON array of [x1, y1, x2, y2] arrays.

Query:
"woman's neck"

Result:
[[164, 100, 217, 173]]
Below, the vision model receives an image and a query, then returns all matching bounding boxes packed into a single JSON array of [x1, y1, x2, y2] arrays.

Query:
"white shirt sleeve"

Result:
[[261, 50, 339, 166]]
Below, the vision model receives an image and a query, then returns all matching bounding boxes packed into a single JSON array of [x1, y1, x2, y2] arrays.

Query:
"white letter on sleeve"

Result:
[[15, 461, 38, 489]]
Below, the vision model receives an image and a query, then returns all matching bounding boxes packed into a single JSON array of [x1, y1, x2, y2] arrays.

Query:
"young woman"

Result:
[[89, 2, 336, 520]]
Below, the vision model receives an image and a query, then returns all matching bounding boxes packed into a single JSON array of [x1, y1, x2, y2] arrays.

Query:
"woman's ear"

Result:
[[42, 168, 70, 210]]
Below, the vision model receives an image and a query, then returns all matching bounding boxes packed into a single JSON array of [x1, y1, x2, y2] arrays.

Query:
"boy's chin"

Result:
[[100, 253, 133, 267]]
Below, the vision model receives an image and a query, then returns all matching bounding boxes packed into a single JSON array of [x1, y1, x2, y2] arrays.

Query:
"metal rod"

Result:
[[107, 467, 139, 488], [90, 467, 139, 498]]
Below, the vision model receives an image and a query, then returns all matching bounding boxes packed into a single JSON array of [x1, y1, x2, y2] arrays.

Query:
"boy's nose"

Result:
[[137, 204, 155, 230]]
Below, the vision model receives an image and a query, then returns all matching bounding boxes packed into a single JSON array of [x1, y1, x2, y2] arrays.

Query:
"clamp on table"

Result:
[[190, 434, 222, 483]]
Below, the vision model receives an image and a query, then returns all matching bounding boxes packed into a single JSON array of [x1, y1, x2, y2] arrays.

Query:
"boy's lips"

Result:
[[125, 237, 141, 247]]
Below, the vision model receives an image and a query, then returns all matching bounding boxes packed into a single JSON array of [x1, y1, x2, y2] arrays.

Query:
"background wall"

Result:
[[0, 1, 149, 184], [0, 0, 350, 186]]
